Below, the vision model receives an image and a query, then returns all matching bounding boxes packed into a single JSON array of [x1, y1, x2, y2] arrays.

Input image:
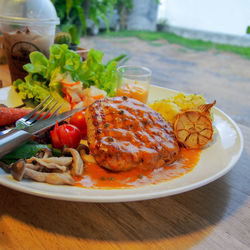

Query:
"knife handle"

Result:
[[0, 130, 32, 159]]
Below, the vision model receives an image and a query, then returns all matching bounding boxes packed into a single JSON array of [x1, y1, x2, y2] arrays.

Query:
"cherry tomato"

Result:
[[69, 111, 87, 138], [50, 121, 81, 149]]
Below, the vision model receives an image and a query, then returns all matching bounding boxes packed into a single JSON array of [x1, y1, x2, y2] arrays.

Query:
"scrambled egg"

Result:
[[173, 93, 206, 110], [149, 93, 206, 124]]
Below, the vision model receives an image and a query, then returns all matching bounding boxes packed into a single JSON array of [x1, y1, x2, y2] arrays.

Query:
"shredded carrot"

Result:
[[61, 80, 81, 87], [93, 94, 105, 100]]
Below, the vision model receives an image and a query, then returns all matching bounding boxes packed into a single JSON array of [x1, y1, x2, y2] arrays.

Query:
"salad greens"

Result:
[[13, 44, 122, 106]]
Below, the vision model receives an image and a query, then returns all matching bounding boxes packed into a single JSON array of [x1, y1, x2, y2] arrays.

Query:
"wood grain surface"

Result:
[[0, 37, 249, 249], [0, 65, 11, 87]]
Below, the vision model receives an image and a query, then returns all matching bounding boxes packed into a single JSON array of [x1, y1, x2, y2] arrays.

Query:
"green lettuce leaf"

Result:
[[13, 44, 119, 106], [78, 49, 118, 96], [13, 75, 50, 103], [23, 52, 48, 78]]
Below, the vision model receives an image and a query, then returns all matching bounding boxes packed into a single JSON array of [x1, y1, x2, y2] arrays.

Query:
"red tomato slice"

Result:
[[50, 121, 81, 149], [50, 122, 63, 148], [69, 111, 87, 139]]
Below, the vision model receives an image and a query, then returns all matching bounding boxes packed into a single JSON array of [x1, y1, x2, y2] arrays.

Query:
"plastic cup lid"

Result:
[[0, 0, 60, 26], [0, 16, 60, 26]]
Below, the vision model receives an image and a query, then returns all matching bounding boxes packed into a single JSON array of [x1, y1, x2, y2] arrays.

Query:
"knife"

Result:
[[0, 107, 86, 159]]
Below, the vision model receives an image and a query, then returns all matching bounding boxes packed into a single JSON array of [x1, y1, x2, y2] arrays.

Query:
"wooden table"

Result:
[[0, 64, 11, 87], [0, 61, 249, 249]]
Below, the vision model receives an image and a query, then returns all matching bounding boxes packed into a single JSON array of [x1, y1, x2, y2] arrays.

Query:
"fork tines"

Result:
[[18, 96, 61, 127]]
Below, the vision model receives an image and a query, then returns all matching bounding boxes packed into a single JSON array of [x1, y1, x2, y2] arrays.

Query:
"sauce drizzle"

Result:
[[74, 148, 201, 189]]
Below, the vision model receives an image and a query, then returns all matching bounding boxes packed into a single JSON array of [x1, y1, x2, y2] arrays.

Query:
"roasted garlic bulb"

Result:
[[174, 101, 216, 149]]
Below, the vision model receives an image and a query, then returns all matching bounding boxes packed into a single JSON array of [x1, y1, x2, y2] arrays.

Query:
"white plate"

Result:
[[0, 85, 244, 202]]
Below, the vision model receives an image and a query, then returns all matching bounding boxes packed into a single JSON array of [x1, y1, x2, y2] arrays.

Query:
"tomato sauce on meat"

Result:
[[74, 148, 201, 189]]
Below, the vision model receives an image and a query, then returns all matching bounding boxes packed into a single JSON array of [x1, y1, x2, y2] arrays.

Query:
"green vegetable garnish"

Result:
[[13, 44, 120, 106], [1, 141, 50, 164]]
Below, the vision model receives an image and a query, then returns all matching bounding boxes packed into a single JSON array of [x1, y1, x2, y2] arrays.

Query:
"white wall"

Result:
[[158, 0, 250, 36]]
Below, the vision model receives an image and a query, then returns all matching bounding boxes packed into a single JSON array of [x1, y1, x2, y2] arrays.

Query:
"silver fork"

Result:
[[0, 96, 62, 135], [0, 102, 68, 158], [15, 96, 62, 129]]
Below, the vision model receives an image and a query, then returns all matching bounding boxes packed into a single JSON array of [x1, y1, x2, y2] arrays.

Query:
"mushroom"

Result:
[[35, 148, 52, 158], [26, 157, 72, 172], [63, 148, 84, 176], [77, 144, 96, 164], [77, 144, 90, 155], [11, 159, 26, 181], [41, 157, 72, 167], [10, 147, 84, 185], [25, 163, 42, 171], [11, 160, 75, 185], [24, 168, 75, 185], [45, 172, 75, 185]]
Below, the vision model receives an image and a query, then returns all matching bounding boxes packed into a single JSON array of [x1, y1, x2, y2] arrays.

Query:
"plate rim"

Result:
[[0, 85, 244, 202]]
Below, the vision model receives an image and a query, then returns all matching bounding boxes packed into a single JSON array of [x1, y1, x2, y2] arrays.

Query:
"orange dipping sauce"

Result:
[[74, 148, 201, 189], [116, 83, 149, 103]]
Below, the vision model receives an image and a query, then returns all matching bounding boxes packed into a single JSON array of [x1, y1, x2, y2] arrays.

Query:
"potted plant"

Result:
[[157, 19, 168, 32], [54, 31, 89, 60], [52, 0, 118, 36]]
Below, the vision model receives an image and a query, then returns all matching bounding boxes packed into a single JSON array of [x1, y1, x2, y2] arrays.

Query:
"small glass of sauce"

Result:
[[116, 65, 151, 104]]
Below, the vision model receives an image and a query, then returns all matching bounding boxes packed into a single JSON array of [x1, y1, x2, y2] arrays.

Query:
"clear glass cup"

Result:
[[116, 65, 151, 103]]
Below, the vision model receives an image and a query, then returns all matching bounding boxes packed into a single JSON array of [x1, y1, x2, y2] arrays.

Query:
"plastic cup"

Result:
[[116, 65, 152, 103], [1, 23, 57, 82], [0, 0, 59, 82]]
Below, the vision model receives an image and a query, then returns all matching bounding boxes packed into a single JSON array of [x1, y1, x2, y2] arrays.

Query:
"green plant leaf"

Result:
[[52, 0, 120, 36], [66, 0, 73, 16], [75, 4, 87, 35], [61, 23, 80, 45], [246, 26, 250, 34]]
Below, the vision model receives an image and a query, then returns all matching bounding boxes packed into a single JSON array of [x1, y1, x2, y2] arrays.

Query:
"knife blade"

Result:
[[24, 106, 87, 135]]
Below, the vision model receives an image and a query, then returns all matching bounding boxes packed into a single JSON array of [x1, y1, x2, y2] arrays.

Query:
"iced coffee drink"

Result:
[[2, 26, 54, 81], [0, 0, 59, 82]]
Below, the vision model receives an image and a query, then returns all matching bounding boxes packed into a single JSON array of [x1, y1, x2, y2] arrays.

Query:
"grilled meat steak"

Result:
[[85, 97, 180, 171]]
